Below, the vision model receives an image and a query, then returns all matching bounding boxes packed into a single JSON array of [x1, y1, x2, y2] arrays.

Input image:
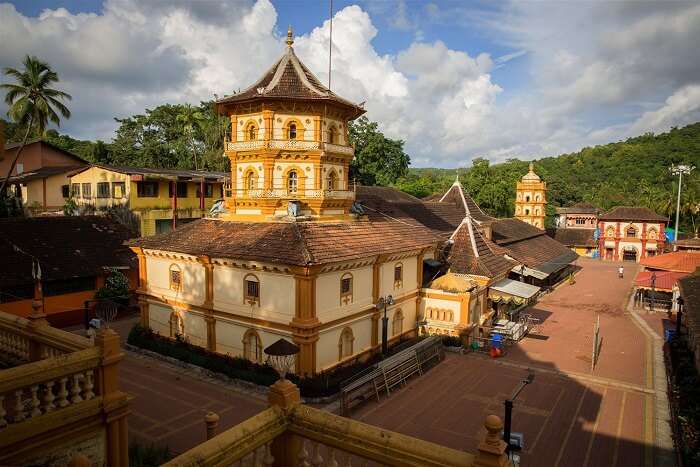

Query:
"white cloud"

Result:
[[1, 0, 700, 168]]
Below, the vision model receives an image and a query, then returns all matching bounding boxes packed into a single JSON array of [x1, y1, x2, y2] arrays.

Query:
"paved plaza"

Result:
[[354, 258, 669, 467]]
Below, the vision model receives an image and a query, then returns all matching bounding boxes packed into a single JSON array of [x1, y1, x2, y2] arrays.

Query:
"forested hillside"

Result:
[[395, 124, 700, 233]]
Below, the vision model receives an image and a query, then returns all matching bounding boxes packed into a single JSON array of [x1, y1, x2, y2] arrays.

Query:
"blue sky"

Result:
[[2, 0, 700, 167]]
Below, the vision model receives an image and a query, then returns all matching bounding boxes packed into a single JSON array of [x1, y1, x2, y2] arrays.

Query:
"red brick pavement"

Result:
[[354, 258, 656, 467]]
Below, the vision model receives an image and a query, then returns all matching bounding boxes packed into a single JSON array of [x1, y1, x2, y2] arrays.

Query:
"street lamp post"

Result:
[[650, 271, 656, 312], [376, 295, 394, 356], [670, 164, 695, 243], [503, 372, 535, 453]]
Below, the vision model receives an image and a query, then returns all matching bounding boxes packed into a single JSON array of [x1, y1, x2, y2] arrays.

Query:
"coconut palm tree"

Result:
[[0, 55, 71, 196], [176, 104, 205, 170]]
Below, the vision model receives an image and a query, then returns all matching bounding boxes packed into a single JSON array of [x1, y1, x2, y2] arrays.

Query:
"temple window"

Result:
[[287, 170, 299, 194], [244, 274, 260, 305], [394, 263, 403, 288], [525, 195, 530, 202], [288, 123, 297, 140], [338, 327, 354, 360], [392, 309, 404, 336], [327, 126, 338, 144], [525, 209, 530, 215], [327, 171, 338, 191], [535, 195, 541, 201], [169, 265, 182, 292], [606, 226, 615, 237], [243, 329, 263, 363], [648, 229, 657, 240], [626, 226, 637, 238], [245, 122, 258, 141], [244, 170, 257, 192], [340, 273, 353, 305]]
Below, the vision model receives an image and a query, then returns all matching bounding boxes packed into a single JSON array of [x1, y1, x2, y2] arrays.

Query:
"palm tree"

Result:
[[0, 55, 71, 196], [176, 104, 205, 170]]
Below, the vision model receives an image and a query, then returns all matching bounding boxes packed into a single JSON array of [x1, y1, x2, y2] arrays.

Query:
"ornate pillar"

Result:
[[199, 255, 217, 352], [291, 268, 320, 375], [263, 158, 275, 190], [230, 115, 237, 142], [263, 110, 274, 142], [313, 116, 321, 142]]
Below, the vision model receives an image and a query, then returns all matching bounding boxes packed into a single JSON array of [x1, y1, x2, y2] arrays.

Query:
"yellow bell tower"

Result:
[[515, 162, 547, 229]]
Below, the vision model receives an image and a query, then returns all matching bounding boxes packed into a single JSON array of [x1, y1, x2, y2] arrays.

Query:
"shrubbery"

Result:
[[127, 324, 409, 398]]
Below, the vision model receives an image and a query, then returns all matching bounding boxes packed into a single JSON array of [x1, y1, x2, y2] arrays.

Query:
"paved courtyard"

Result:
[[354, 258, 667, 467]]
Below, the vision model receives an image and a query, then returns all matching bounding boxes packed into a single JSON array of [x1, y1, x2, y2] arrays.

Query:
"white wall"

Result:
[[149, 303, 172, 336], [316, 265, 373, 323], [317, 315, 373, 370], [215, 316, 290, 358], [146, 255, 206, 306], [212, 264, 295, 323], [183, 312, 207, 348]]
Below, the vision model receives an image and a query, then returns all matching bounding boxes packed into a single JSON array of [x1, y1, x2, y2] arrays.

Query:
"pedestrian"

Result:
[[618, 265, 624, 279]]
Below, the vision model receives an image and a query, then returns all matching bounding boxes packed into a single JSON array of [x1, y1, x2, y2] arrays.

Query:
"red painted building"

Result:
[[598, 206, 667, 262]]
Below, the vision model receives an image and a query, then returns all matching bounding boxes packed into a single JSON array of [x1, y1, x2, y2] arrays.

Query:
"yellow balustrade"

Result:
[[0, 310, 129, 467]]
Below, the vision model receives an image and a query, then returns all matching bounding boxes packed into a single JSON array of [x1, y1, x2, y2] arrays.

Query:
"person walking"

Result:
[[618, 265, 624, 279]]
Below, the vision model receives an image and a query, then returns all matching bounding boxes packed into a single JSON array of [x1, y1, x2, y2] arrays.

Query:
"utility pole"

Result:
[[503, 372, 535, 453], [670, 164, 695, 242]]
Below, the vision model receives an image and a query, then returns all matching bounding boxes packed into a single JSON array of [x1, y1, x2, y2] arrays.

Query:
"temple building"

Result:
[[548, 202, 600, 257], [598, 206, 667, 262], [514, 163, 546, 229], [130, 30, 576, 375]]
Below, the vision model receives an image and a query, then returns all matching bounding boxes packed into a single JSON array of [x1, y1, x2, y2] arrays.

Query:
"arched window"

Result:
[[392, 309, 404, 336], [394, 262, 403, 288], [287, 170, 298, 194], [244, 274, 260, 306], [338, 327, 354, 360], [535, 208, 540, 215], [327, 126, 338, 144], [525, 195, 530, 202], [535, 194, 541, 202], [340, 273, 353, 305], [327, 171, 338, 191], [243, 329, 263, 363], [626, 226, 637, 238], [169, 264, 182, 292], [169, 310, 184, 338], [525, 209, 530, 215], [288, 123, 297, 140], [606, 226, 615, 238], [244, 170, 257, 193], [245, 122, 258, 141]]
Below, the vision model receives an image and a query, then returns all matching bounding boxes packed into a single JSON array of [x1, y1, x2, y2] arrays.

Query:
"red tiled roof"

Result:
[[639, 251, 700, 273], [448, 218, 517, 278], [635, 270, 687, 291], [131, 216, 441, 267], [0, 216, 136, 289], [215, 45, 364, 119], [674, 237, 700, 248], [599, 206, 666, 222]]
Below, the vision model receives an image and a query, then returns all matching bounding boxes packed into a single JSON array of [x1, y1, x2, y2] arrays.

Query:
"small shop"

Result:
[[634, 270, 683, 312], [486, 278, 541, 342]]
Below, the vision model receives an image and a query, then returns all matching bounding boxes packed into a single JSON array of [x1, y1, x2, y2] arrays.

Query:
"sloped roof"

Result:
[[555, 202, 599, 215], [599, 206, 666, 222], [71, 164, 229, 182], [0, 216, 136, 289], [547, 228, 596, 247], [447, 218, 517, 278], [639, 251, 700, 273], [674, 237, 700, 248], [131, 215, 440, 267], [435, 180, 495, 223], [3, 165, 84, 183], [635, 270, 687, 291], [3, 139, 89, 165], [215, 37, 365, 119]]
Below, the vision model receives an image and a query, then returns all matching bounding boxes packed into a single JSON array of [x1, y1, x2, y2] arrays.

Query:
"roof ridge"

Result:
[[293, 223, 315, 265]]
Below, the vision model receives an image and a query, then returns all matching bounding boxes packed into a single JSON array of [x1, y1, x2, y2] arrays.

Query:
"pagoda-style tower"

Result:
[[215, 27, 365, 221], [515, 162, 547, 229]]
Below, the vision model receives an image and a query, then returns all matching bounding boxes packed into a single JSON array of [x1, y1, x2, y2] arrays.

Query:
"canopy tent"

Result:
[[489, 278, 541, 305]]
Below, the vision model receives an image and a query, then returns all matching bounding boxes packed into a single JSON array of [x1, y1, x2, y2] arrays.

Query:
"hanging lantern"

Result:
[[264, 338, 299, 380]]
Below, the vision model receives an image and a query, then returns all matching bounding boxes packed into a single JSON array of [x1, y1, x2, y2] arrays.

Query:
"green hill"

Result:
[[395, 123, 700, 233]]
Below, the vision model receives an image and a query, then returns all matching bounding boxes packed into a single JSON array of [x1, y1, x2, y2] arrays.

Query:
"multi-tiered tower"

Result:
[[515, 163, 547, 229], [215, 27, 365, 221]]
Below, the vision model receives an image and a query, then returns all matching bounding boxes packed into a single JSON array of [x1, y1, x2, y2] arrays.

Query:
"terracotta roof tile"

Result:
[[639, 251, 700, 273], [547, 228, 597, 247], [0, 216, 136, 289], [599, 206, 666, 222], [448, 219, 517, 278], [635, 270, 687, 291]]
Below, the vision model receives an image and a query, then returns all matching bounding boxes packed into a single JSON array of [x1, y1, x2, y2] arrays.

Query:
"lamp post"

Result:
[[670, 164, 695, 243], [503, 371, 535, 453], [264, 338, 300, 381], [676, 296, 684, 336], [650, 271, 656, 312], [376, 295, 394, 356]]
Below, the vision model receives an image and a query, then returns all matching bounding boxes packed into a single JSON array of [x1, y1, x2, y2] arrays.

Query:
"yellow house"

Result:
[[69, 164, 229, 236]]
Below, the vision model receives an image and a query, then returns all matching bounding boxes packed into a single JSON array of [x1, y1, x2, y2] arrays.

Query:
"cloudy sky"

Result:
[[2, 0, 700, 167]]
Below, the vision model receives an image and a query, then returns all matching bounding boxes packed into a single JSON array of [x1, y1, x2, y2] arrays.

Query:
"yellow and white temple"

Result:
[[515, 162, 547, 229]]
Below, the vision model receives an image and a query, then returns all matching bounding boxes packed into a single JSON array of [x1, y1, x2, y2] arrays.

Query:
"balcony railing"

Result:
[[230, 188, 355, 200], [226, 140, 354, 156], [0, 310, 129, 466], [165, 378, 511, 467]]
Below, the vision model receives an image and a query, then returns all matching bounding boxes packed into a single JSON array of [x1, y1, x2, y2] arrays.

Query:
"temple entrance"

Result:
[[622, 247, 637, 262], [605, 248, 614, 260]]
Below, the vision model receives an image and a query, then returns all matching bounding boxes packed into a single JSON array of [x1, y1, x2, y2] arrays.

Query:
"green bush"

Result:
[[127, 324, 420, 398], [128, 442, 172, 467], [95, 268, 130, 300]]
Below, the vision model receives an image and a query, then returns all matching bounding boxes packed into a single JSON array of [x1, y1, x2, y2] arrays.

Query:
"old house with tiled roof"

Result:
[[129, 30, 576, 375], [0, 216, 137, 326], [598, 206, 667, 262]]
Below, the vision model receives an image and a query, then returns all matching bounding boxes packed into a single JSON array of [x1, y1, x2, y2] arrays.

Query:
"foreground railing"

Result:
[[165, 378, 511, 467], [0, 309, 130, 467]]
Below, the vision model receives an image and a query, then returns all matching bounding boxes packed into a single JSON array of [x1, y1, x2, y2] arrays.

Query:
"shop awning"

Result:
[[511, 265, 549, 280], [489, 278, 541, 304]]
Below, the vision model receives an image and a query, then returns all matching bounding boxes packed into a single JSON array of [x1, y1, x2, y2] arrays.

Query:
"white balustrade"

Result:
[[226, 139, 353, 154], [233, 189, 354, 200]]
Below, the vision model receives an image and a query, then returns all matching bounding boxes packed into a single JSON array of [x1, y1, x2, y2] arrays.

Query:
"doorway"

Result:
[[622, 248, 637, 262]]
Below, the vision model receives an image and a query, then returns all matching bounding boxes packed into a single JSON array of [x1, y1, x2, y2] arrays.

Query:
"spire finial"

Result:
[[286, 25, 294, 47], [455, 174, 460, 184], [529, 162, 534, 172]]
